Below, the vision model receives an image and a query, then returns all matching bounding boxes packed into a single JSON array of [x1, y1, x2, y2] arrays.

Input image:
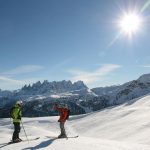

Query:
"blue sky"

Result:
[[0, 0, 150, 90]]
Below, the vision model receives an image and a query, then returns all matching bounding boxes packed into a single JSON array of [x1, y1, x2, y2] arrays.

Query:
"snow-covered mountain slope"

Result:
[[92, 73, 150, 105], [1, 94, 150, 150]]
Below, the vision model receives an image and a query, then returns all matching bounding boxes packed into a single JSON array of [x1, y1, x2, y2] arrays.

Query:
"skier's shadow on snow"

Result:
[[23, 138, 56, 150]]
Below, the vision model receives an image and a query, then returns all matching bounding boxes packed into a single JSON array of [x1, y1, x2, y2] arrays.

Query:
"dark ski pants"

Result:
[[12, 122, 21, 141], [60, 122, 66, 136]]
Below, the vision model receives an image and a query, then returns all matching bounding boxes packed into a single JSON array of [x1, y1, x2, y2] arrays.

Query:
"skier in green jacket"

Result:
[[10, 101, 23, 143]]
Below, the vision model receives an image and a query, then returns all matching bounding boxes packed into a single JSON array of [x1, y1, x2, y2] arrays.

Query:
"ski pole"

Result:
[[21, 120, 29, 143], [10, 117, 12, 125], [10, 117, 13, 135]]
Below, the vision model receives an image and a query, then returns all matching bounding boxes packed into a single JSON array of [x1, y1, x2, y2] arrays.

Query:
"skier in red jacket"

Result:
[[54, 103, 70, 138]]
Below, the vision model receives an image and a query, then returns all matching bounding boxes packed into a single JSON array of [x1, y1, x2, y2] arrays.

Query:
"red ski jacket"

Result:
[[55, 106, 69, 122]]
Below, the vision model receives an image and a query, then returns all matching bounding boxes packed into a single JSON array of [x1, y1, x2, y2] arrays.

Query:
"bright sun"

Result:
[[119, 12, 142, 37]]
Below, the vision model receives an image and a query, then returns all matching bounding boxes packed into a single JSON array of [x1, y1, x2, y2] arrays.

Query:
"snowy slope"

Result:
[[72, 94, 150, 144], [1, 94, 150, 150]]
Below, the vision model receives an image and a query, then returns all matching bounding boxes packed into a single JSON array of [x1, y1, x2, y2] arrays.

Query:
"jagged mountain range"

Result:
[[0, 73, 150, 118]]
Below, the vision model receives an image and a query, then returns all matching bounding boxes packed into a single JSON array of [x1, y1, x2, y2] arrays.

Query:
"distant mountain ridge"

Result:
[[0, 73, 150, 118], [18, 80, 88, 96]]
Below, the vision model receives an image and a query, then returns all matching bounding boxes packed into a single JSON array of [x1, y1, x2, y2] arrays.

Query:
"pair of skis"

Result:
[[9, 137, 40, 144], [46, 135, 79, 140], [0, 137, 40, 148]]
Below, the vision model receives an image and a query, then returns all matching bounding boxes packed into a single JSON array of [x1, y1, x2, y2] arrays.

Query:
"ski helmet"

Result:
[[16, 100, 23, 106]]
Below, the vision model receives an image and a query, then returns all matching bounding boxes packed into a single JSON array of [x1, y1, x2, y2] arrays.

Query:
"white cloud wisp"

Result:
[[1, 65, 44, 76], [0, 65, 44, 90], [68, 64, 121, 85]]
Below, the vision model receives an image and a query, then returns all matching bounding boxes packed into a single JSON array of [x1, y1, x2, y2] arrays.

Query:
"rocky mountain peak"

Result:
[[138, 73, 150, 83], [20, 80, 87, 95], [73, 81, 87, 89]]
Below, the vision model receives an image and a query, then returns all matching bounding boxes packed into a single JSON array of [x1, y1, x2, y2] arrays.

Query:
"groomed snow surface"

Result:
[[1, 94, 150, 150]]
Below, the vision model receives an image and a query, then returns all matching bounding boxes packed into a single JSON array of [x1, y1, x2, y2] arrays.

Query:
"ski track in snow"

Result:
[[1, 95, 150, 150]]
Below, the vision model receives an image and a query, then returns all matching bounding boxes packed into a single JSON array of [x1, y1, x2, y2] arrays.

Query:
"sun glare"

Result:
[[119, 12, 142, 37]]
